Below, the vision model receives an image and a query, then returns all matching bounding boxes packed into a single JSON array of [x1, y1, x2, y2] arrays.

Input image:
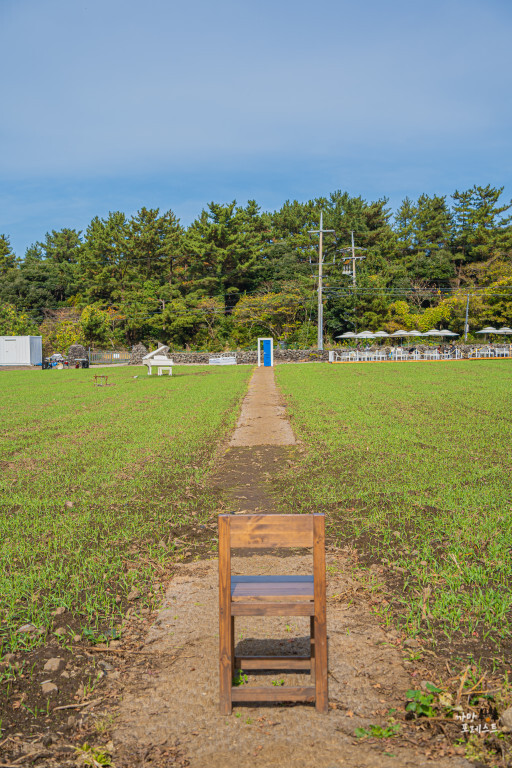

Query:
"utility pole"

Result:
[[351, 231, 357, 286], [158, 299, 166, 332], [340, 233, 366, 287], [308, 212, 334, 350], [464, 294, 470, 342]]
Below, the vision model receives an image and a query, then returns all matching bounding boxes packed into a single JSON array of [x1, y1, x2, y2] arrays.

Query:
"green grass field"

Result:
[[0, 365, 251, 654], [3, 359, 512, 668], [276, 361, 512, 662]]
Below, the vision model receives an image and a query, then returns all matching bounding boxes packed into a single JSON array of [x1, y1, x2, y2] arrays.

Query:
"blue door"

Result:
[[263, 339, 272, 367]]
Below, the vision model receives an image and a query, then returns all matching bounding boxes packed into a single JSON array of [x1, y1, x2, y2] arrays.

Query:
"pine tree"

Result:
[[414, 194, 452, 255], [395, 197, 417, 258], [126, 207, 183, 285], [0, 235, 17, 275], [80, 212, 133, 303], [183, 200, 270, 309], [452, 185, 512, 282]]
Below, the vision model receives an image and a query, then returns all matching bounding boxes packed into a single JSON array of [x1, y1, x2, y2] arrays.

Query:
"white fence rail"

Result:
[[89, 350, 131, 365], [330, 347, 511, 363]]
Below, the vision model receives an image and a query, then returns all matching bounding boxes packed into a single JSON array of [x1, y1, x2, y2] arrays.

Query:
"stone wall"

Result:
[[129, 343, 148, 365], [67, 344, 88, 364], [130, 344, 510, 366], [144, 349, 331, 365]]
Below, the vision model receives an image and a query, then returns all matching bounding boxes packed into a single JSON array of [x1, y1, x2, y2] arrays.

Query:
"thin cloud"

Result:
[[0, 0, 510, 253]]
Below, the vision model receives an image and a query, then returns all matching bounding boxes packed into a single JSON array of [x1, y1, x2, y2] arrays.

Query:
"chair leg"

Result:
[[219, 610, 233, 714], [314, 613, 328, 713], [310, 615, 315, 683], [231, 616, 235, 677]]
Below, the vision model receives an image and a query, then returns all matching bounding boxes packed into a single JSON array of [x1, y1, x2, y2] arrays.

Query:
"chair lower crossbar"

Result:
[[232, 686, 316, 703], [235, 656, 311, 671]]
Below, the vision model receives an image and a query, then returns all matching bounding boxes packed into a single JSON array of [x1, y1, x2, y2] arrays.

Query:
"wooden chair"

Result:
[[218, 513, 328, 714]]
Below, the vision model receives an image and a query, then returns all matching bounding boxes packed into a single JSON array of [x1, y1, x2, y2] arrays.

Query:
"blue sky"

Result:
[[1, 0, 511, 256]]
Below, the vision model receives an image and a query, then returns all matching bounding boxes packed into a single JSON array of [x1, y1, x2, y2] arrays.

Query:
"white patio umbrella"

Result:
[[373, 331, 389, 345], [438, 330, 459, 337], [335, 332, 357, 340], [355, 331, 377, 339], [475, 327, 498, 344], [423, 329, 444, 337], [389, 329, 410, 348], [496, 327, 512, 334], [403, 331, 423, 349]]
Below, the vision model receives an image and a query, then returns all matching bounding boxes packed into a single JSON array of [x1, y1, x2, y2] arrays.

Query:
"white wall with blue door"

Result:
[[257, 337, 274, 367]]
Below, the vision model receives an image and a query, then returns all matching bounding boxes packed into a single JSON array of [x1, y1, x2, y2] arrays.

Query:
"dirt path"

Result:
[[113, 368, 471, 767], [229, 366, 296, 447]]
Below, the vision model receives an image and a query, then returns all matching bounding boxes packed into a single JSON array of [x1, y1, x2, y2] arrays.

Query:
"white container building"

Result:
[[0, 336, 43, 366]]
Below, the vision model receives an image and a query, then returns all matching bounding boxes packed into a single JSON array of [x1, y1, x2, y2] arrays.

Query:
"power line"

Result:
[[12, 286, 512, 319]]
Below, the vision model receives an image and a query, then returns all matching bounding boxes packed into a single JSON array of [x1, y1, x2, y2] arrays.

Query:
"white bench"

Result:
[[209, 354, 237, 365], [142, 345, 174, 375]]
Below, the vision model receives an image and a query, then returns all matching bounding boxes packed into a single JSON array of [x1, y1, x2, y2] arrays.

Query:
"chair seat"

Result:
[[231, 575, 314, 600]]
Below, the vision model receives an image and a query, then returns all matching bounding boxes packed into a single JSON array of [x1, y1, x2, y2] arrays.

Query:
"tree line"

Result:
[[0, 185, 511, 353]]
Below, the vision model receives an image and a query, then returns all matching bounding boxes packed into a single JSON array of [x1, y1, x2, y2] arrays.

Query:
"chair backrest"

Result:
[[218, 513, 325, 576], [221, 513, 320, 549], [219, 513, 325, 557]]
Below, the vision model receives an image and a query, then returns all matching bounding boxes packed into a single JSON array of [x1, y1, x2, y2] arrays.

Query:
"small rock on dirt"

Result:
[[44, 657, 64, 673], [501, 706, 512, 729], [127, 588, 140, 601], [17, 623, 37, 633], [41, 681, 59, 694], [404, 638, 420, 648], [53, 606, 66, 616], [65, 501, 74, 509], [54, 627, 66, 636]]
